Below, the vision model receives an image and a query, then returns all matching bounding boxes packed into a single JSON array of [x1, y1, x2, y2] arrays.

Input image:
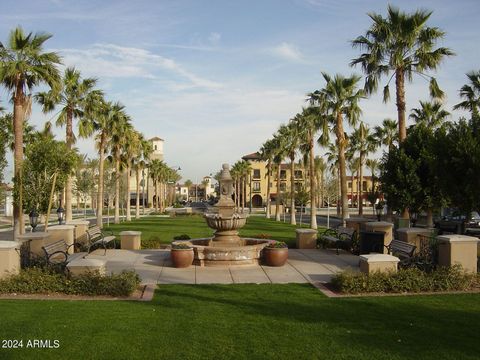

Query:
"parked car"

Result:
[[435, 210, 480, 235]]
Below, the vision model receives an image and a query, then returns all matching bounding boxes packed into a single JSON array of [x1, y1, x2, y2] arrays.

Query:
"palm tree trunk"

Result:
[[320, 172, 324, 208], [336, 114, 349, 225], [13, 90, 26, 237], [350, 172, 354, 209], [396, 69, 407, 142], [114, 155, 120, 224], [96, 133, 106, 228], [290, 155, 296, 225], [266, 161, 271, 218], [135, 168, 141, 219], [309, 135, 317, 229], [154, 180, 158, 212], [426, 209, 434, 228], [337, 168, 341, 217], [359, 153, 364, 216], [275, 165, 281, 221], [126, 164, 131, 221]]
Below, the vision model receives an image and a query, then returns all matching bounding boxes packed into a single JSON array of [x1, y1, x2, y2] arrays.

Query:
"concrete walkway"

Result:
[[87, 249, 360, 285]]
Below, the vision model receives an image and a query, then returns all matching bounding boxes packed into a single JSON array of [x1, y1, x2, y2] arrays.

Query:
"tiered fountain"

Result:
[[172, 164, 271, 266]]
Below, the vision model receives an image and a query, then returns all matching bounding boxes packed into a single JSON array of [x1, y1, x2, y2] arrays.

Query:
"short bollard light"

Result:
[[410, 211, 418, 227], [56, 206, 65, 225], [29, 209, 39, 232]]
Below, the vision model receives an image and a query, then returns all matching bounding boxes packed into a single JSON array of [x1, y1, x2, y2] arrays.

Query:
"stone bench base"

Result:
[[67, 258, 107, 277], [359, 254, 400, 274]]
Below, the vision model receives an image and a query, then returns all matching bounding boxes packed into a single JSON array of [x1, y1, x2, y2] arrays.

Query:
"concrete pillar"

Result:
[[345, 217, 372, 233], [47, 225, 76, 254], [437, 234, 479, 273], [0, 241, 22, 279], [17, 232, 51, 257], [66, 220, 90, 246], [359, 254, 400, 274], [119, 231, 142, 250], [365, 221, 394, 254], [295, 229, 318, 249], [396, 227, 433, 254]]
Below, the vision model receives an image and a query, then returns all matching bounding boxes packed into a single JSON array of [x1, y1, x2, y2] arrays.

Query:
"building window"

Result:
[[253, 182, 261, 192], [154, 145, 157, 150], [280, 183, 286, 192], [280, 170, 286, 179], [294, 170, 303, 179], [253, 169, 261, 179], [348, 182, 352, 189], [294, 182, 302, 191], [362, 181, 367, 189]]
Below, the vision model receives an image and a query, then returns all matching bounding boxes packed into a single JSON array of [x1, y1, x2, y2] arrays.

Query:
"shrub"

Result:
[[171, 243, 192, 250], [267, 241, 288, 249], [142, 236, 163, 249], [331, 265, 478, 294], [0, 268, 140, 297], [173, 234, 191, 240]]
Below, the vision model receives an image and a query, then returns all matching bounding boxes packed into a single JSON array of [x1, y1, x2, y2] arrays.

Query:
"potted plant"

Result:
[[171, 243, 194, 268], [263, 241, 288, 266]]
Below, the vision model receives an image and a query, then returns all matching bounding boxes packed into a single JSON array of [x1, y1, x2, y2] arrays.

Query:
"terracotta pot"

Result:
[[263, 247, 288, 266], [171, 248, 194, 268]]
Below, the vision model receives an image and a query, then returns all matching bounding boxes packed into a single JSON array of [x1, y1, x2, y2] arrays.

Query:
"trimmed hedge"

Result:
[[331, 266, 479, 294], [0, 268, 140, 297]]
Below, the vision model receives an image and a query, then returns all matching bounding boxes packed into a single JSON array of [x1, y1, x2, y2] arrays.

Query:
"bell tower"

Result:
[[149, 137, 164, 161]]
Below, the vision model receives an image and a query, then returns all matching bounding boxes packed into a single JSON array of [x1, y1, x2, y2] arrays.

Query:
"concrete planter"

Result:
[[171, 248, 194, 268], [263, 247, 288, 267]]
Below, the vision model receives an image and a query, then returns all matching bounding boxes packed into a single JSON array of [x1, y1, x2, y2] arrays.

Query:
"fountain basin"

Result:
[[172, 238, 272, 267], [204, 213, 247, 231]]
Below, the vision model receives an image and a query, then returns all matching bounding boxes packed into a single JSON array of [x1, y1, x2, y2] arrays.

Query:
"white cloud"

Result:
[[58, 43, 223, 90], [270, 42, 304, 62], [208, 32, 221, 45]]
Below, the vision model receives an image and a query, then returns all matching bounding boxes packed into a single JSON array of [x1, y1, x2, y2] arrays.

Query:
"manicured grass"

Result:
[[0, 284, 478, 359], [104, 215, 314, 247]]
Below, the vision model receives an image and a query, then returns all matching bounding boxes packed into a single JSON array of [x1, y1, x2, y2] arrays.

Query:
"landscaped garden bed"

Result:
[[330, 266, 480, 295]]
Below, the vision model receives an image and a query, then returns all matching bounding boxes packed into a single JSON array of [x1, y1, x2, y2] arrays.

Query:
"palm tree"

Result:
[[350, 122, 377, 215], [0, 26, 61, 236], [122, 129, 141, 221], [373, 118, 398, 150], [308, 73, 364, 224], [271, 134, 286, 222], [108, 110, 132, 224], [35, 67, 100, 222], [148, 159, 162, 211], [184, 179, 193, 202], [133, 136, 152, 218], [260, 139, 276, 219], [351, 5, 454, 142], [410, 100, 450, 129], [365, 158, 380, 192], [325, 143, 341, 217], [314, 156, 327, 208], [277, 122, 300, 225], [295, 107, 322, 229], [453, 70, 480, 118]]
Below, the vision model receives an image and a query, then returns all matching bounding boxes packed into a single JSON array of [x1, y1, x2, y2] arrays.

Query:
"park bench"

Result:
[[385, 239, 416, 266], [320, 226, 358, 255], [42, 239, 85, 267], [86, 226, 117, 255]]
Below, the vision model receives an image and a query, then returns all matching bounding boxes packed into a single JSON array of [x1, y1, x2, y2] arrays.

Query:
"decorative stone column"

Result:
[[67, 220, 90, 246], [120, 231, 142, 250], [437, 234, 479, 273], [396, 227, 433, 254], [364, 221, 394, 254], [345, 217, 372, 233], [295, 229, 318, 249], [0, 241, 22, 279], [359, 254, 400, 274], [17, 232, 51, 257], [47, 225, 76, 254]]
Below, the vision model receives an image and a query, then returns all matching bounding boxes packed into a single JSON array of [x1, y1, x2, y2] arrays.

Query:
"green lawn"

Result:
[[104, 215, 314, 248], [0, 284, 478, 359]]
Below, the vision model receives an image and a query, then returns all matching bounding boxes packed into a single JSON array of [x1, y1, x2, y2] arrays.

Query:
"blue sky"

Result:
[[1, 0, 479, 182]]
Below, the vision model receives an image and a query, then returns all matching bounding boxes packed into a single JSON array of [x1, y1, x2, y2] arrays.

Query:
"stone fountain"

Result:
[[172, 164, 271, 266]]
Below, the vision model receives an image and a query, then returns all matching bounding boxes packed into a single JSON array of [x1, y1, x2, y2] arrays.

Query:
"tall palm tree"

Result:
[[35, 67, 100, 222], [260, 138, 276, 219], [271, 134, 286, 222], [133, 136, 152, 218], [350, 121, 377, 215], [325, 142, 341, 216], [365, 158, 380, 192], [184, 179, 193, 202], [409, 100, 450, 129], [277, 122, 300, 225], [314, 156, 327, 208], [122, 128, 141, 221], [148, 159, 163, 211], [108, 110, 132, 224], [0, 26, 61, 236], [295, 107, 322, 229], [308, 73, 364, 224], [351, 5, 454, 142], [373, 118, 398, 150], [453, 70, 480, 118]]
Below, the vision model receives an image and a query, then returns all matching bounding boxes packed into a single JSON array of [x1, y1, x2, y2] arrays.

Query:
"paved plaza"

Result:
[[87, 248, 360, 286]]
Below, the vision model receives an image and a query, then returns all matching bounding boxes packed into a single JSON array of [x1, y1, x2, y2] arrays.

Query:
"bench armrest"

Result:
[[46, 250, 68, 264]]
